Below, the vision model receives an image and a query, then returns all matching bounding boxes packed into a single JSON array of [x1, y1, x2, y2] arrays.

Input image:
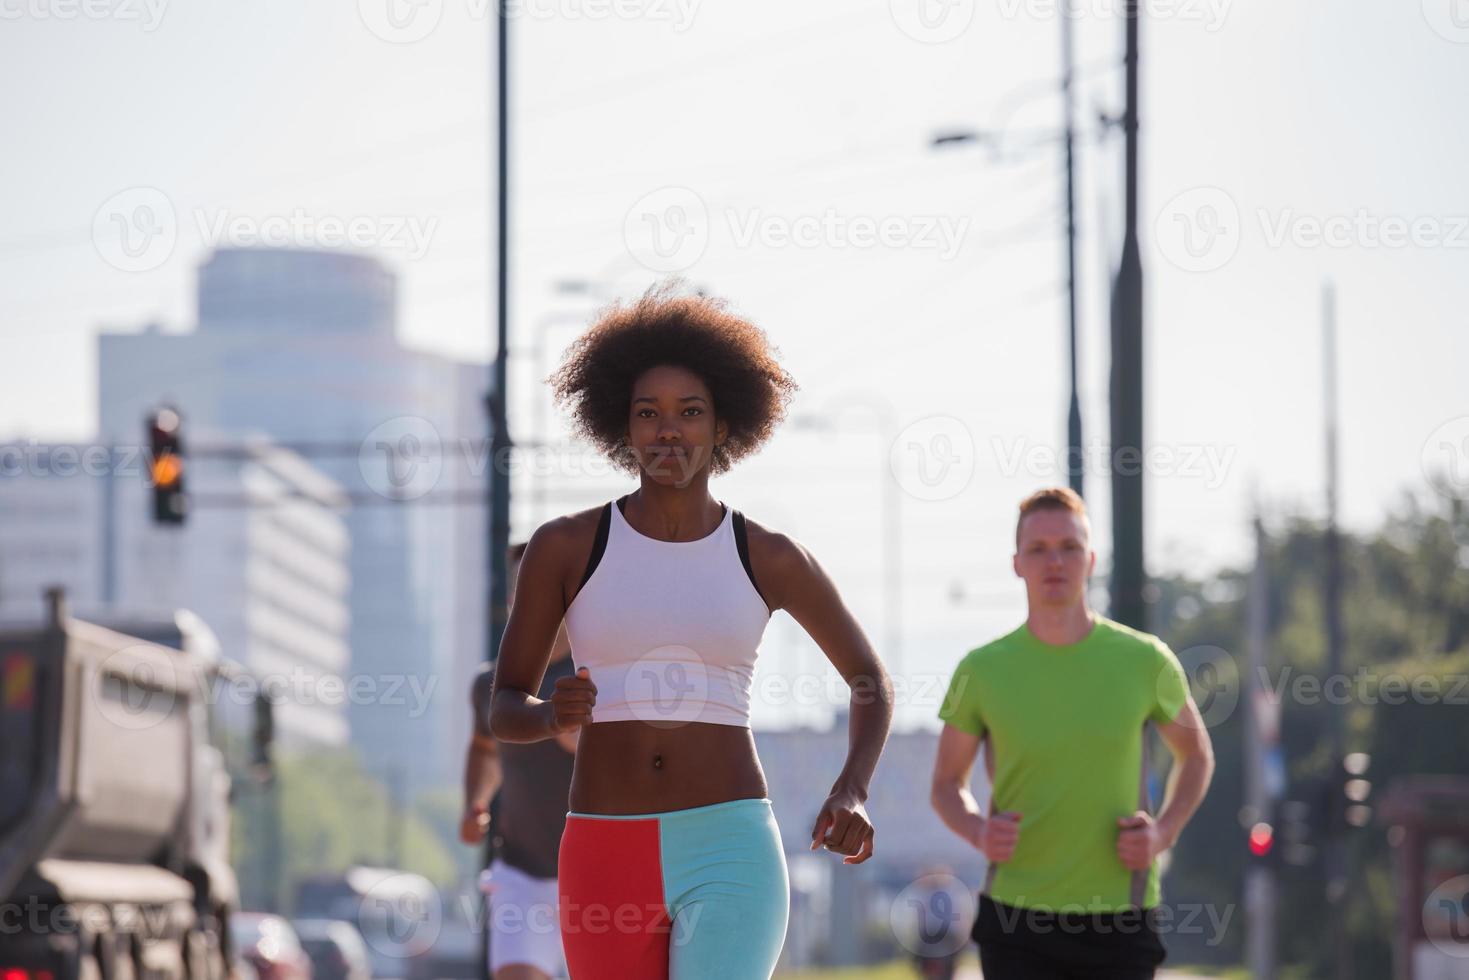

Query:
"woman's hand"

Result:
[[810, 785, 875, 864], [549, 666, 597, 733]]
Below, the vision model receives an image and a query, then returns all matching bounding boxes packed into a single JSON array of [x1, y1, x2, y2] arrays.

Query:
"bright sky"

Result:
[[4, 0, 1467, 726]]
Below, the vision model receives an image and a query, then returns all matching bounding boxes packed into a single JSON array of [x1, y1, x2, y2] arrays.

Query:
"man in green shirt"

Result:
[[931, 487, 1215, 978]]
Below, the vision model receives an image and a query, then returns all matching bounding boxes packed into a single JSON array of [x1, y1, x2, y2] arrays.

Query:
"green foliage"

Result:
[[230, 746, 465, 913], [1156, 489, 1469, 978]]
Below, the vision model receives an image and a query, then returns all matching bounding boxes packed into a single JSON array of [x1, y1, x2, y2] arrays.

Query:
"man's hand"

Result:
[[976, 811, 1022, 863], [550, 667, 596, 732], [1116, 810, 1165, 871], [459, 802, 489, 845], [810, 787, 875, 865]]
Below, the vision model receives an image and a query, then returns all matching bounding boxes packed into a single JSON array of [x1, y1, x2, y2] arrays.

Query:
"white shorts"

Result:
[[482, 858, 566, 977]]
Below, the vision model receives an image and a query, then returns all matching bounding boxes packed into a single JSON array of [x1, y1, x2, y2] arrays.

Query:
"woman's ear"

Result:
[[715, 417, 729, 446]]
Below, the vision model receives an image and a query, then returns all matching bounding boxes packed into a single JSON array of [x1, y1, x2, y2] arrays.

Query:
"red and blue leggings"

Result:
[[557, 797, 789, 979]]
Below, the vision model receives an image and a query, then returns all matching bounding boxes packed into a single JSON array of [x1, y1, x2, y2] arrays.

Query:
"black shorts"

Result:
[[971, 893, 1168, 980]]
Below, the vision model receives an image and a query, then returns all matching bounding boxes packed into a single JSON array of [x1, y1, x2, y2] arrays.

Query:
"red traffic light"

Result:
[[1248, 822, 1275, 858]]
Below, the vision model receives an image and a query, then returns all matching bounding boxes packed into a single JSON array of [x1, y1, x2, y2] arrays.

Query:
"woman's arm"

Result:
[[757, 527, 894, 864], [489, 521, 595, 742]]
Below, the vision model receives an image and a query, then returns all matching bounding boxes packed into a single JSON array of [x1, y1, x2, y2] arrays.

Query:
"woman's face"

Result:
[[626, 363, 727, 486]]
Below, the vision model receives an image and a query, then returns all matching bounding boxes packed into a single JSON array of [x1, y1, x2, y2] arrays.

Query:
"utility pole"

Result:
[[1322, 279, 1350, 979], [1245, 516, 1277, 979], [1062, 0, 1084, 499], [1109, 0, 1145, 629], [483, 7, 511, 979]]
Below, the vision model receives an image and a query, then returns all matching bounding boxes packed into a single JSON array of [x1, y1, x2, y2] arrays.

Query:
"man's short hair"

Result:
[[1016, 487, 1089, 547]]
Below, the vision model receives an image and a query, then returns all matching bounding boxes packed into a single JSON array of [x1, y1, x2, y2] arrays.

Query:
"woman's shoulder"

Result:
[[526, 501, 614, 564]]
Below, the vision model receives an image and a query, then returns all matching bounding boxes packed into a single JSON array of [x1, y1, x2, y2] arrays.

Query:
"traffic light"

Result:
[[147, 407, 187, 525], [1247, 821, 1276, 862], [1342, 752, 1372, 828]]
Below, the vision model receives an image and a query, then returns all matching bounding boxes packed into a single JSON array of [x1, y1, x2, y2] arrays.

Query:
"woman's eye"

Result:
[[684, 407, 702, 416]]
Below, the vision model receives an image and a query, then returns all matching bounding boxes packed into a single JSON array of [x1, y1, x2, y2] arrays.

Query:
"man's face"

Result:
[[1013, 508, 1095, 608], [626, 363, 727, 487]]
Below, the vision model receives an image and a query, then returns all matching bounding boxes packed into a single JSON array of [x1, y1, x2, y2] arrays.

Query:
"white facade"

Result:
[[0, 436, 352, 748], [96, 248, 489, 794]]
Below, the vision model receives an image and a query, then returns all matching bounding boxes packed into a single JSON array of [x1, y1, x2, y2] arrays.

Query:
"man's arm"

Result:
[[1118, 696, 1216, 869], [930, 723, 986, 848], [931, 725, 1016, 863], [1153, 695, 1215, 849], [461, 669, 503, 845]]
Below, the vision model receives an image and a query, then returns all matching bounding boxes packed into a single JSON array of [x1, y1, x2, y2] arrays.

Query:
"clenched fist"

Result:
[[976, 811, 1023, 863], [550, 666, 597, 732]]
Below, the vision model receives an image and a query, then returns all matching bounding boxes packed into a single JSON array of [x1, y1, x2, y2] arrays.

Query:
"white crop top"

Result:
[[563, 495, 772, 727]]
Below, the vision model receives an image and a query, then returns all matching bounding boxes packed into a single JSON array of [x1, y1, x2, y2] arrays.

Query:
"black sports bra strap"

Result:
[[575, 502, 613, 596], [731, 510, 769, 609]]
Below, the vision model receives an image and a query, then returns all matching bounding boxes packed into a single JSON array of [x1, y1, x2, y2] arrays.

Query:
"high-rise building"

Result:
[[97, 248, 489, 795]]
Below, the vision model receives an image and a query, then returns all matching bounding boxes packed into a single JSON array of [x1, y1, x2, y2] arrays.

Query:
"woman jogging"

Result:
[[490, 285, 893, 980]]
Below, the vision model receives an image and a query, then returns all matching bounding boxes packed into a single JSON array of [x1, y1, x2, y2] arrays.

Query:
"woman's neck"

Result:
[[625, 479, 721, 542]]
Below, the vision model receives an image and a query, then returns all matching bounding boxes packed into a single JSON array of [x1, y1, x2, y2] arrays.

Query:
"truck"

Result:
[[0, 588, 273, 980]]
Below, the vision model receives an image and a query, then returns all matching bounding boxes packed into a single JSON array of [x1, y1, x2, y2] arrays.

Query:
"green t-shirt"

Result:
[[937, 615, 1190, 912]]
